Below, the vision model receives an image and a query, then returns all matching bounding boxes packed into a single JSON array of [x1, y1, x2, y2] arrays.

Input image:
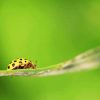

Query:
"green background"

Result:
[[0, 0, 100, 100]]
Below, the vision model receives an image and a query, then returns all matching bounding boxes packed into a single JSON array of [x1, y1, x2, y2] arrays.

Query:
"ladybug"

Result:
[[7, 58, 37, 70]]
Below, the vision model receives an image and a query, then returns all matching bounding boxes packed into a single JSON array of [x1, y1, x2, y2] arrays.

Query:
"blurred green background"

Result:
[[0, 0, 100, 100]]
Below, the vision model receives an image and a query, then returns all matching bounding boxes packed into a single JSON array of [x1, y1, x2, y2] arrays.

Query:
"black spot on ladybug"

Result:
[[12, 63, 15, 67], [14, 60, 16, 62], [25, 61, 26, 62], [8, 66, 10, 69], [19, 61, 22, 63]]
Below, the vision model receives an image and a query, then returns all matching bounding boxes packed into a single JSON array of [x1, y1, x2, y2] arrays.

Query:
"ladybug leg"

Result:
[[24, 63, 32, 69], [19, 66, 24, 69], [27, 63, 36, 69], [32, 64, 36, 69]]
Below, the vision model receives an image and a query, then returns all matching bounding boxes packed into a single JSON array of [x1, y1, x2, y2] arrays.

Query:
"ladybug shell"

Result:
[[7, 58, 36, 70]]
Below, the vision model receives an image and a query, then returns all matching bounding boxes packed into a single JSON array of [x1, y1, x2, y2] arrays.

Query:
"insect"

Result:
[[7, 58, 37, 70]]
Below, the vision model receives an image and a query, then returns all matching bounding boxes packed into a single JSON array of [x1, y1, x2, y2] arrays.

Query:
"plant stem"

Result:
[[0, 46, 100, 77]]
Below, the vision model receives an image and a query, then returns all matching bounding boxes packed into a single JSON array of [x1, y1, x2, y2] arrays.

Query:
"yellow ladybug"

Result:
[[7, 58, 37, 70]]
